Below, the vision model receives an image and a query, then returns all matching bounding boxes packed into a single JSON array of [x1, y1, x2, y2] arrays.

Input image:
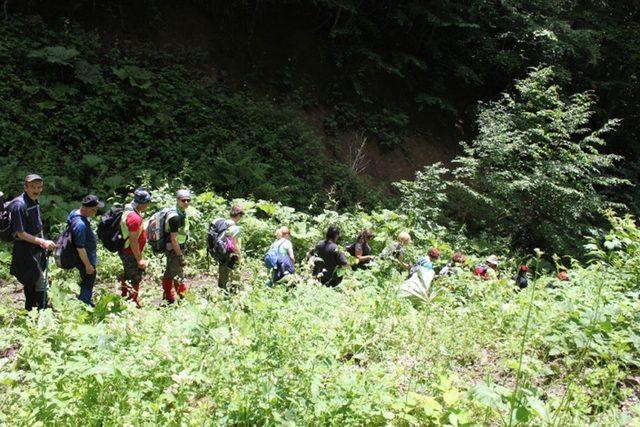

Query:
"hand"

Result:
[[137, 259, 148, 270], [85, 264, 95, 275], [179, 257, 187, 267], [38, 238, 56, 251]]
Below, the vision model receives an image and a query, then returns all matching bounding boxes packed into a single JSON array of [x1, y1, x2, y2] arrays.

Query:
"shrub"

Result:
[[450, 66, 627, 254]]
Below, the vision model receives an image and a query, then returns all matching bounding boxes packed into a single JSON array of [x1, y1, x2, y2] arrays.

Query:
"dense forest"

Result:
[[1, 2, 639, 425], [2, 1, 639, 249]]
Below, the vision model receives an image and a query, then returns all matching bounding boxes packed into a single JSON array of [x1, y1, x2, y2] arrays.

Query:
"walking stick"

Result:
[[41, 252, 50, 309]]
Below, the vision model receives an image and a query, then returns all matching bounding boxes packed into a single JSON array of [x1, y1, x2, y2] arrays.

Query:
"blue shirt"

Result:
[[68, 209, 98, 266]]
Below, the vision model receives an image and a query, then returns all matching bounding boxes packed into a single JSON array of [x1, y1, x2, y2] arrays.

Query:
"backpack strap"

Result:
[[120, 205, 135, 239], [67, 216, 83, 246], [164, 208, 179, 233]]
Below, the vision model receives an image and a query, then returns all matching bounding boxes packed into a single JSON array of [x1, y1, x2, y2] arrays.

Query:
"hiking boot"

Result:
[[131, 284, 141, 308], [174, 280, 188, 299], [161, 278, 175, 304], [120, 278, 129, 298]]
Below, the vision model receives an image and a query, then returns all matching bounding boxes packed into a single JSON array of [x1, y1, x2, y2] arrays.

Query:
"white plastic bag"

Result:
[[398, 267, 435, 303]]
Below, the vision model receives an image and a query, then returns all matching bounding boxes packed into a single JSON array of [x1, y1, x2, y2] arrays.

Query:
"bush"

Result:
[[449, 66, 627, 254], [393, 162, 449, 231], [0, 186, 638, 425], [0, 17, 378, 226]]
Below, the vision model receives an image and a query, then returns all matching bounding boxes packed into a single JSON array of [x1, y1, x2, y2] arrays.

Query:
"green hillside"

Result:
[[0, 191, 639, 424]]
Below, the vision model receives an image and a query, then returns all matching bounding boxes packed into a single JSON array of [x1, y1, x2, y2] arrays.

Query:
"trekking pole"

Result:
[[42, 252, 50, 309]]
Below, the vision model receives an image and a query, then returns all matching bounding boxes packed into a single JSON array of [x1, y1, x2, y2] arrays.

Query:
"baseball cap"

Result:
[[24, 174, 43, 183], [134, 188, 152, 204], [176, 189, 191, 200], [82, 194, 105, 209]]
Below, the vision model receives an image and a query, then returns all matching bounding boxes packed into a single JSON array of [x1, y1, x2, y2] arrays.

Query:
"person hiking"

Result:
[[438, 252, 467, 277], [8, 174, 56, 310], [346, 229, 375, 270], [118, 188, 152, 307], [161, 189, 192, 304], [266, 226, 295, 285], [513, 265, 529, 290], [217, 204, 245, 291], [398, 249, 440, 302], [381, 231, 412, 270], [412, 247, 440, 272], [308, 226, 348, 287], [547, 269, 569, 289], [68, 195, 104, 306], [474, 255, 499, 280]]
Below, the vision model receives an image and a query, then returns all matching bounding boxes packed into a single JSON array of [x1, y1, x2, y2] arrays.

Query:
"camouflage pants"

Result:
[[118, 251, 144, 285]]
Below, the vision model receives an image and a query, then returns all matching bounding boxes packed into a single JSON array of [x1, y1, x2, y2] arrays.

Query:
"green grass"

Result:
[[0, 192, 638, 425]]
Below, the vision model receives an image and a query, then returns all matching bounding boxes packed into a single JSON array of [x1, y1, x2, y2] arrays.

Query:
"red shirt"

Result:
[[123, 210, 147, 255]]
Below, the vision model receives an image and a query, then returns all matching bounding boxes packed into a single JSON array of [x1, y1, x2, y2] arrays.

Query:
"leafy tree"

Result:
[[393, 163, 448, 231], [450, 66, 627, 254]]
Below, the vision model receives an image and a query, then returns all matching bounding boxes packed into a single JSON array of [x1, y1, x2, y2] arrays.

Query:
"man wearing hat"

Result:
[[119, 188, 152, 307], [473, 255, 500, 280], [485, 255, 499, 280], [9, 174, 56, 310], [161, 189, 192, 303], [68, 194, 104, 305]]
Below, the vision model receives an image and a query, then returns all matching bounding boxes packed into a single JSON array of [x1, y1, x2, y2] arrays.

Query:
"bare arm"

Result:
[[129, 229, 141, 260], [129, 229, 147, 269], [288, 246, 295, 263], [129, 229, 148, 270], [76, 248, 95, 274], [16, 231, 56, 250], [231, 236, 241, 257], [170, 232, 182, 256], [355, 246, 373, 263]]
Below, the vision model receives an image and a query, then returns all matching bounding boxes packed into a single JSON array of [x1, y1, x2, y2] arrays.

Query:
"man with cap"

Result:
[[485, 255, 499, 279], [9, 174, 56, 310], [473, 255, 499, 280], [68, 194, 104, 306], [161, 189, 191, 303], [119, 188, 152, 306]]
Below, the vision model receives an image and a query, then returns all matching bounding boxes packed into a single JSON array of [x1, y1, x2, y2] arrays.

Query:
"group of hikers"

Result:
[[1, 174, 570, 310]]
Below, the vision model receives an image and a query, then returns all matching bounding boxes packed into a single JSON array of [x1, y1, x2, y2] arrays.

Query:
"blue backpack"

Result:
[[264, 240, 285, 269]]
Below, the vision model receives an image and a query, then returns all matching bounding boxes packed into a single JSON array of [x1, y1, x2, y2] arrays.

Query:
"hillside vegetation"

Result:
[[1, 7, 639, 425], [0, 17, 377, 214], [0, 190, 639, 425]]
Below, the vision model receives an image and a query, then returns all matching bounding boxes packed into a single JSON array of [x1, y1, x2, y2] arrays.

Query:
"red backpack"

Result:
[[473, 264, 490, 280]]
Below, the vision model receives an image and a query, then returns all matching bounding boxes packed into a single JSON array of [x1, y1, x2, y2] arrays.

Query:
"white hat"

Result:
[[486, 255, 499, 266], [176, 189, 191, 200]]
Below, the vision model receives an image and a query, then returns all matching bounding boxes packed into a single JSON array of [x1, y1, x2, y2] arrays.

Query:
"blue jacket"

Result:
[[274, 254, 295, 282], [68, 210, 98, 267]]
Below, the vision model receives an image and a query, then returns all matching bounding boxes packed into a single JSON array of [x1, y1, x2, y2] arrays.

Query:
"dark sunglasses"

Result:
[[180, 199, 191, 203]]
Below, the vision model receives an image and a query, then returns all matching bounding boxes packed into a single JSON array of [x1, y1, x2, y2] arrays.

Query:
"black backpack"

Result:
[[54, 219, 80, 269], [0, 193, 17, 243], [345, 243, 356, 256], [97, 206, 127, 252], [515, 274, 529, 289], [207, 218, 231, 261]]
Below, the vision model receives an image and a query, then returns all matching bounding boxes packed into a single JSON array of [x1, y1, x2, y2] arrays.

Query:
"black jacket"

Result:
[[312, 240, 348, 286]]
